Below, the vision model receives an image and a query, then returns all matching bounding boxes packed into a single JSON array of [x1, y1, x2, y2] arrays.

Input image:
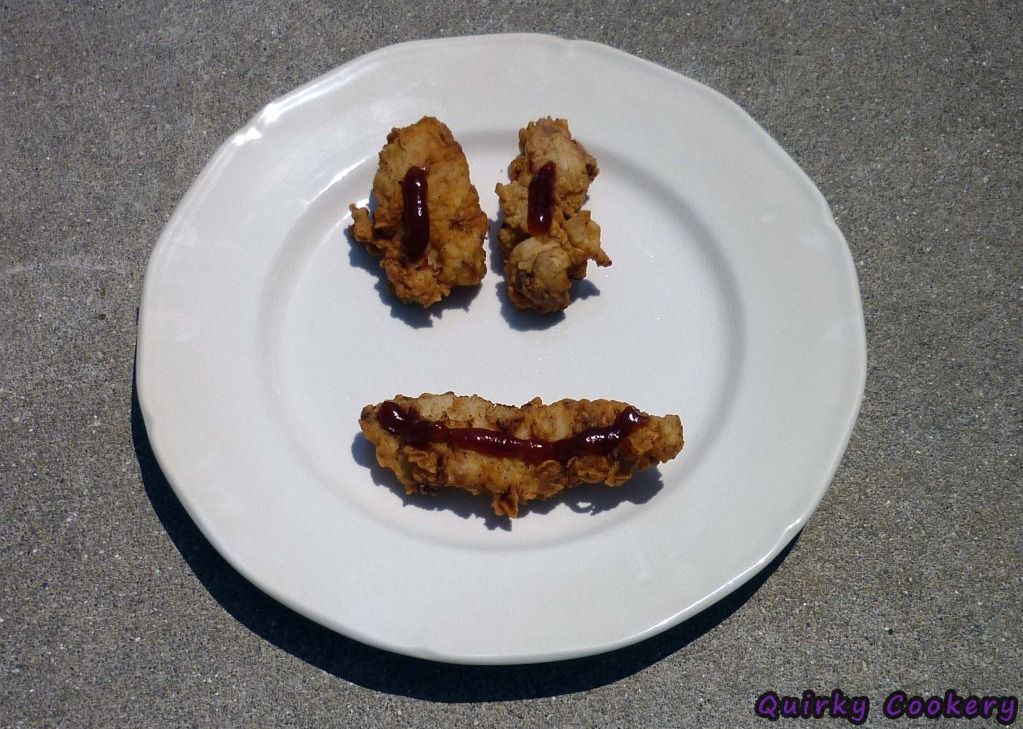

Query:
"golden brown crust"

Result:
[[495, 118, 611, 313], [349, 116, 488, 307], [359, 393, 684, 517]]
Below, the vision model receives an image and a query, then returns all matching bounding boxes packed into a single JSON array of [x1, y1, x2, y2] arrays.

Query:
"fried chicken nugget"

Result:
[[359, 393, 683, 517], [350, 117, 487, 307], [495, 118, 611, 313]]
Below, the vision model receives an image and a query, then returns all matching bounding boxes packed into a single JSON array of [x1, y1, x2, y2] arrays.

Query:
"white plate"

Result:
[[137, 34, 866, 664]]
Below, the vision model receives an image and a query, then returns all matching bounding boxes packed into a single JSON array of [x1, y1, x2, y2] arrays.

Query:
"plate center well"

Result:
[[256, 133, 743, 548]]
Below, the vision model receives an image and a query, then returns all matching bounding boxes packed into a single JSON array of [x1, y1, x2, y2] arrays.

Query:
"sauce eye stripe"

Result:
[[527, 161, 556, 236], [401, 166, 430, 258]]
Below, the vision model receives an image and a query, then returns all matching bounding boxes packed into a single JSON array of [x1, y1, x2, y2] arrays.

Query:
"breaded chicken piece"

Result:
[[350, 117, 487, 307], [359, 393, 684, 517], [495, 118, 611, 313]]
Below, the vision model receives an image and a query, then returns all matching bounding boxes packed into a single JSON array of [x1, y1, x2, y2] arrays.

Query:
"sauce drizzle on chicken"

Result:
[[526, 161, 556, 236], [401, 166, 430, 258], [378, 399, 645, 462]]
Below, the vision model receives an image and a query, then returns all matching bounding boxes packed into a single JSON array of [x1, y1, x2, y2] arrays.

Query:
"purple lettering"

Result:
[[755, 691, 779, 720], [803, 690, 816, 718], [830, 689, 849, 718], [755, 688, 1015, 725], [885, 691, 907, 719], [998, 696, 1018, 726], [944, 690, 963, 718], [850, 697, 870, 726]]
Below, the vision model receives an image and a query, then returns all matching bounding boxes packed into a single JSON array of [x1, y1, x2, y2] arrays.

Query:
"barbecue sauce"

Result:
[[377, 401, 645, 462], [527, 161, 556, 236], [401, 166, 430, 258]]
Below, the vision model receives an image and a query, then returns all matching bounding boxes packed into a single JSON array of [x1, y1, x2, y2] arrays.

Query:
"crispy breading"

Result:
[[359, 393, 684, 517], [495, 118, 611, 313], [349, 117, 487, 307]]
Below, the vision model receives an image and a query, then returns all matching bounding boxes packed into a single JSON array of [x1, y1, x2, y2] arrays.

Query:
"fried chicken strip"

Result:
[[359, 393, 683, 517], [495, 118, 611, 313], [350, 116, 488, 307]]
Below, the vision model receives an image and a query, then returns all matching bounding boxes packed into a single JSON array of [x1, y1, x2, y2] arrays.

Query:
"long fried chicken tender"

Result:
[[359, 393, 684, 517], [496, 118, 611, 313], [350, 117, 487, 307]]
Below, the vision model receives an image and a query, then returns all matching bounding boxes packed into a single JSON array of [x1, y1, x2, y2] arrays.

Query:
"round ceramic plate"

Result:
[[137, 35, 865, 664]]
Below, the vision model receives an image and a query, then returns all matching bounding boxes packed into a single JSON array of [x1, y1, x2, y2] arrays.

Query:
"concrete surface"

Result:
[[1, 1, 1019, 727]]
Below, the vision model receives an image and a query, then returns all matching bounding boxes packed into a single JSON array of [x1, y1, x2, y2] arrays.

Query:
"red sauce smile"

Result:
[[378, 401, 645, 462]]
